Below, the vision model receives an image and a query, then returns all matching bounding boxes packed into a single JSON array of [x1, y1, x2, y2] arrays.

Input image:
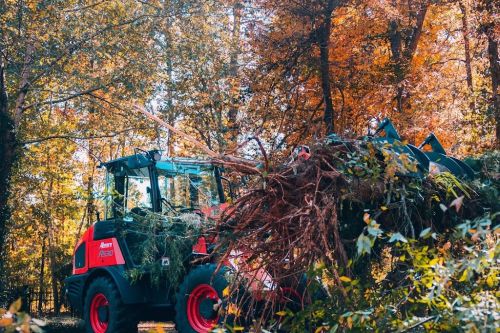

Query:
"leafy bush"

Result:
[[276, 213, 499, 332], [0, 299, 44, 333]]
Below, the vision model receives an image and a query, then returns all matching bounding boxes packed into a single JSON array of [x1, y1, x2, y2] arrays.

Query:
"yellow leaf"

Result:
[[315, 326, 329, 333], [339, 276, 352, 283], [347, 316, 353, 329], [222, 286, 230, 297], [429, 258, 439, 266], [226, 303, 241, 316], [275, 311, 287, 316], [459, 269, 469, 282], [486, 275, 495, 288], [233, 326, 245, 331], [9, 298, 21, 314], [380, 206, 388, 211]]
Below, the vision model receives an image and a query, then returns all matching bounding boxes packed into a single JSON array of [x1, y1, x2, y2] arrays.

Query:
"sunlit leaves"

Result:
[[388, 232, 408, 243]]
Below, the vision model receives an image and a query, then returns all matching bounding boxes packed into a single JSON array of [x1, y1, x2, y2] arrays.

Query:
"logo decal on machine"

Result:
[[99, 249, 114, 257], [100, 242, 113, 249], [99, 242, 113, 257]]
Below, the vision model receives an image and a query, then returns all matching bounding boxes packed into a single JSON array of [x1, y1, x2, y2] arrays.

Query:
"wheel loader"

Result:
[[65, 119, 474, 333]]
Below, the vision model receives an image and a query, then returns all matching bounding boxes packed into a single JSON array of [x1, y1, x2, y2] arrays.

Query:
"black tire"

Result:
[[175, 264, 231, 333], [83, 276, 138, 333]]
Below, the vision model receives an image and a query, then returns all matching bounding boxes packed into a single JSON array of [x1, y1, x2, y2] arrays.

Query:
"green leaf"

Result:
[[367, 226, 383, 237], [419, 227, 432, 238], [388, 232, 407, 243], [357, 233, 372, 255]]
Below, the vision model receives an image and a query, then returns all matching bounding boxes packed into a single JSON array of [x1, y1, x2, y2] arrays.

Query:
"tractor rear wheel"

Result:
[[175, 264, 229, 333], [83, 276, 138, 333]]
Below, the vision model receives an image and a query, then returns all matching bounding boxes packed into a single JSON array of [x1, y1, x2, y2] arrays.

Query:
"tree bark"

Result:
[[318, 0, 336, 135], [41, 149, 60, 315], [486, 30, 500, 146], [13, 41, 34, 129], [227, 1, 242, 149], [0, 31, 16, 298], [458, 0, 476, 113], [388, 1, 428, 113], [37, 236, 46, 316], [388, 19, 404, 113]]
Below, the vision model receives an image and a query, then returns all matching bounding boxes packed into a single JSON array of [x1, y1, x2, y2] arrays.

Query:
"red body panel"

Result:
[[72, 225, 125, 275], [73, 226, 93, 275], [88, 237, 125, 268]]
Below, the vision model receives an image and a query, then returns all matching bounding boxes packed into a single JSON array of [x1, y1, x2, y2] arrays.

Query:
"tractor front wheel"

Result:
[[83, 277, 138, 333], [175, 264, 230, 333]]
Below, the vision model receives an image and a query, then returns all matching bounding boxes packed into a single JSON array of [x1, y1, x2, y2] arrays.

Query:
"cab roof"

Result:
[[101, 150, 220, 176]]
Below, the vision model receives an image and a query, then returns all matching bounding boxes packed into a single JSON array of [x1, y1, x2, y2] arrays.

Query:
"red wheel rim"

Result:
[[90, 293, 109, 333], [187, 284, 220, 332]]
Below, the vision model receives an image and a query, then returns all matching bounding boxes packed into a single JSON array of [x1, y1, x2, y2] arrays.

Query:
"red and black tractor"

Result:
[[65, 150, 240, 333]]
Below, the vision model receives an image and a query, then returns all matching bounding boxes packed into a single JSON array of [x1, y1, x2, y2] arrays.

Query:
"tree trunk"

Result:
[[47, 234, 60, 315], [13, 42, 34, 129], [485, 28, 499, 146], [388, 19, 405, 113], [44, 154, 60, 315], [0, 35, 16, 298], [227, 1, 242, 149], [318, 0, 336, 135], [85, 144, 96, 225], [37, 236, 46, 316], [458, 0, 475, 113], [388, 1, 428, 113]]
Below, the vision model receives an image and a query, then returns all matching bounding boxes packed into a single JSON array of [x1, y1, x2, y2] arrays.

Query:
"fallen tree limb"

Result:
[[133, 105, 260, 173]]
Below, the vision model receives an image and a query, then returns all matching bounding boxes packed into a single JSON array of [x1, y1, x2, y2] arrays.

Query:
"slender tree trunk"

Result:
[[388, 1, 428, 113], [389, 19, 404, 113], [13, 41, 34, 129], [85, 145, 96, 225], [318, 0, 336, 135], [486, 30, 500, 146], [160, 0, 177, 156], [227, 1, 242, 149], [37, 236, 46, 316], [47, 234, 60, 315], [44, 152, 60, 315], [458, 0, 476, 112], [0, 32, 16, 299]]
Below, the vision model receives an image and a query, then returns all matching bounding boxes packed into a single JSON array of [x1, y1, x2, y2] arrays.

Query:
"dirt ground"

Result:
[[41, 316, 176, 332]]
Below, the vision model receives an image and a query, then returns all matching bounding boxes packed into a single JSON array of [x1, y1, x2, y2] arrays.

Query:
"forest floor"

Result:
[[42, 315, 176, 332]]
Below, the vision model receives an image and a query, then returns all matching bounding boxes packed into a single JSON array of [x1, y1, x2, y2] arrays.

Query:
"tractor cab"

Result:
[[65, 150, 235, 332], [101, 150, 230, 221]]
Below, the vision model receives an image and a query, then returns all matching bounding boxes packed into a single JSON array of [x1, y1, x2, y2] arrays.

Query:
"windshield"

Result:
[[105, 166, 153, 218], [126, 175, 152, 211], [158, 170, 220, 211]]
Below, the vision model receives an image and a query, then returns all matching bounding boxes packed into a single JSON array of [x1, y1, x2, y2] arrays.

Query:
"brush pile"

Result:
[[213, 138, 496, 294]]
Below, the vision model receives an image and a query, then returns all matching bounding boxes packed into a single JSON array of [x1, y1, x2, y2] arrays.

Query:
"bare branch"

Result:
[[21, 127, 147, 145], [21, 86, 105, 111]]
